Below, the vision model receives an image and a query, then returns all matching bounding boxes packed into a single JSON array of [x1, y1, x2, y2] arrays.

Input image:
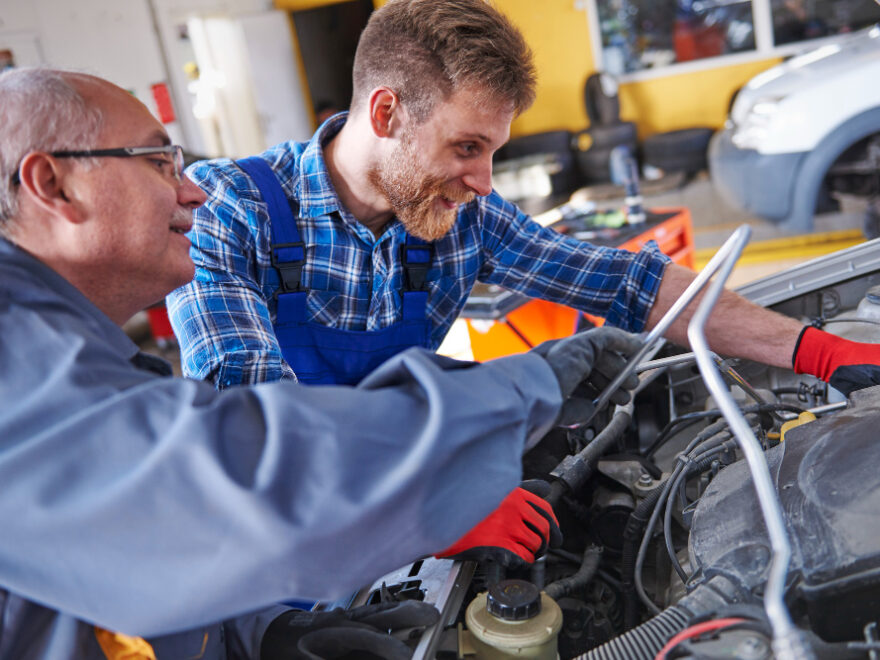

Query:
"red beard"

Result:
[[369, 139, 475, 241]]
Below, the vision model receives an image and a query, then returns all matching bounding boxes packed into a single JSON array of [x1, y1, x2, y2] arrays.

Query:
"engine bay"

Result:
[[331, 238, 880, 660]]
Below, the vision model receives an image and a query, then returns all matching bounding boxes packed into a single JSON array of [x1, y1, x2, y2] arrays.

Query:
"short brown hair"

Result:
[[351, 0, 536, 122]]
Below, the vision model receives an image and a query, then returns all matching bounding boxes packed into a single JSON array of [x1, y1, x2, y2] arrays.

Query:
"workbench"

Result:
[[463, 207, 695, 361]]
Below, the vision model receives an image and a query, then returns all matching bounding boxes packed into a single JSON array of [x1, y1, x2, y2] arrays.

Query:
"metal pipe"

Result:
[[685, 225, 813, 660], [586, 231, 764, 426], [636, 352, 698, 373]]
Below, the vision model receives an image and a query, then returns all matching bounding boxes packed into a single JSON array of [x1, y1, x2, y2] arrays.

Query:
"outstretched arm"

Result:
[[647, 263, 880, 394], [646, 262, 803, 368]]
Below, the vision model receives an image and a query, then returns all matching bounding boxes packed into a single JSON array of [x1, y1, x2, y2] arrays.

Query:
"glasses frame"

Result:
[[46, 145, 185, 183]]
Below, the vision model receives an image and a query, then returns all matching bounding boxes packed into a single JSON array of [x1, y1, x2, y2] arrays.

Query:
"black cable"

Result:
[[634, 461, 684, 614], [644, 415, 710, 459], [662, 443, 734, 584], [663, 464, 692, 584]]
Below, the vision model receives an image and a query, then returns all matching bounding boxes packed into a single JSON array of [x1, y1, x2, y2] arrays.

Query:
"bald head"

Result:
[[0, 69, 106, 234]]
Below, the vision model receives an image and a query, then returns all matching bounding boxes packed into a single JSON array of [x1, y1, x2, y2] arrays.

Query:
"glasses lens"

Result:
[[173, 145, 184, 182]]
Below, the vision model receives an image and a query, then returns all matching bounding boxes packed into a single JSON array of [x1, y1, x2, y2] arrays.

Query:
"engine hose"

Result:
[[572, 604, 690, 660], [548, 405, 633, 507], [545, 545, 602, 601], [580, 405, 633, 468]]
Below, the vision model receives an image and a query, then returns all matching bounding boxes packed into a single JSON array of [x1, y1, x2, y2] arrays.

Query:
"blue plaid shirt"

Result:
[[167, 113, 670, 387]]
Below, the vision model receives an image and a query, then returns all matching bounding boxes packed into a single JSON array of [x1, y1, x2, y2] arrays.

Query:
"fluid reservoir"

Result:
[[825, 284, 880, 344], [462, 579, 562, 659]]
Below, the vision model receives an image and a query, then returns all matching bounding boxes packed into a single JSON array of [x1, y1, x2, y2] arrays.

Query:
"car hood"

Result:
[[733, 25, 880, 116]]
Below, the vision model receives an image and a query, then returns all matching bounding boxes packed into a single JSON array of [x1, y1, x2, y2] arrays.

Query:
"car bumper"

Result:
[[708, 127, 806, 222]]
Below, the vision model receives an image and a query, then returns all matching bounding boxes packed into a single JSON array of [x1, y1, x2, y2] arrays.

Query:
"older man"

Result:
[[0, 67, 641, 658]]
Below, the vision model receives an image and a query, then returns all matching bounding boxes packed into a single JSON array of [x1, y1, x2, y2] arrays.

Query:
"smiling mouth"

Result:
[[170, 227, 190, 234]]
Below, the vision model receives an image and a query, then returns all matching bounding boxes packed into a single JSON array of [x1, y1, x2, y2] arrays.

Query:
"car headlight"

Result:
[[731, 96, 785, 150]]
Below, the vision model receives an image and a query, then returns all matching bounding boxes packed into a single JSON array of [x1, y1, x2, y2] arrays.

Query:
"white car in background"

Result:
[[709, 24, 880, 236]]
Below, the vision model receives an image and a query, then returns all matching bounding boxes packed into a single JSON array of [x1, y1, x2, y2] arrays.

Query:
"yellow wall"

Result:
[[492, 0, 596, 137], [276, 0, 785, 139]]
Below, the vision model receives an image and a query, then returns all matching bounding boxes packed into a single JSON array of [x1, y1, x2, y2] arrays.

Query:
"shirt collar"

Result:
[[0, 237, 144, 362], [296, 112, 348, 219]]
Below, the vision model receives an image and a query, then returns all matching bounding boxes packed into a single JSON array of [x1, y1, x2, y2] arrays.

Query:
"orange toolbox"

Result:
[[464, 207, 694, 361]]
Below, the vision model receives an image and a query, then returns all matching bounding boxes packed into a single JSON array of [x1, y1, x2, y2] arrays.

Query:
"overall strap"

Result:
[[401, 235, 432, 291], [237, 156, 304, 293], [401, 235, 433, 321]]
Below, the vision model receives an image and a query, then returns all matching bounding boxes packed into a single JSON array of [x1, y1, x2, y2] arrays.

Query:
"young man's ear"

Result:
[[16, 152, 82, 223], [367, 87, 406, 138]]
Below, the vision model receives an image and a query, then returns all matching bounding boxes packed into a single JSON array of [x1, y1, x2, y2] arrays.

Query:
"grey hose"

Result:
[[573, 605, 690, 660]]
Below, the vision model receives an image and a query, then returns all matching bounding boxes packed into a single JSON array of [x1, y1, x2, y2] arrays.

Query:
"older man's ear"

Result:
[[16, 152, 83, 225]]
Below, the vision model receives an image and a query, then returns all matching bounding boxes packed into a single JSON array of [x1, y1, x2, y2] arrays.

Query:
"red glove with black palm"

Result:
[[435, 480, 562, 569], [793, 325, 880, 395]]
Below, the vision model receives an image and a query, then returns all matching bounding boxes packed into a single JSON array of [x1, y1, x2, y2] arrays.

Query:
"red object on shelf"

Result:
[[150, 82, 176, 124], [146, 304, 175, 342]]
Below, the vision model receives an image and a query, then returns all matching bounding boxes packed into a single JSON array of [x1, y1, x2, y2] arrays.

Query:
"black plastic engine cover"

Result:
[[689, 385, 880, 642]]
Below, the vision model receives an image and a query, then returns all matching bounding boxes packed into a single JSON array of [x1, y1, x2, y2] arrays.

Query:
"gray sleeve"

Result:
[[0, 314, 560, 640]]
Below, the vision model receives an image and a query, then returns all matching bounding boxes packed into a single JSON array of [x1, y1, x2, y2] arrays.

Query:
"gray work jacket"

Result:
[[0, 238, 559, 658]]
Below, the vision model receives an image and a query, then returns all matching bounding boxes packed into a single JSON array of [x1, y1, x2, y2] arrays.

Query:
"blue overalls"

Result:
[[237, 157, 434, 386]]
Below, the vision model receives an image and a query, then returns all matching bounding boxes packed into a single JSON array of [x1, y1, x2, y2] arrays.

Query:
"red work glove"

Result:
[[435, 481, 562, 569], [793, 326, 880, 395]]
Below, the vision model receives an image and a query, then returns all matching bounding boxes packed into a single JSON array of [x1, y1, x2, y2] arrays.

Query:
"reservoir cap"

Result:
[[486, 579, 542, 621]]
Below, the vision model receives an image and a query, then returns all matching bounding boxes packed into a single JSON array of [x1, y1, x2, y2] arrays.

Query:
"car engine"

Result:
[[329, 237, 880, 660]]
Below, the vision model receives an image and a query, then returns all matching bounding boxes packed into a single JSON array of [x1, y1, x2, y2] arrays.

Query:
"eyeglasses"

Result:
[[47, 145, 185, 183]]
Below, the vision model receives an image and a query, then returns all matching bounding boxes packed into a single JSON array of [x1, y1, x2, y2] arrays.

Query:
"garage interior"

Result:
[[5, 1, 880, 658]]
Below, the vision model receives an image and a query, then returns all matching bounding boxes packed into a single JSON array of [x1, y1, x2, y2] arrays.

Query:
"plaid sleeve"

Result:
[[477, 192, 671, 333], [166, 158, 296, 388]]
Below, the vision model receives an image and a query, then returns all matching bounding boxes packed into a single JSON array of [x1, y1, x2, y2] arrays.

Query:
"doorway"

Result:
[[290, 0, 374, 125]]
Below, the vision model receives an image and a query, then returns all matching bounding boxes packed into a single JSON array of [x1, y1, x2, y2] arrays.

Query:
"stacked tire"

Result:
[[574, 72, 638, 184], [641, 128, 715, 176]]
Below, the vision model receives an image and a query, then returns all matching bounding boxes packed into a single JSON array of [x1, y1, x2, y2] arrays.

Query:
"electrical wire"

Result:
[[663, 442, 736, 584], [638, 416, 760, 605], [634, 418, 731, 611], [654, 617, 747, 660], [634, 460, 683, 614]]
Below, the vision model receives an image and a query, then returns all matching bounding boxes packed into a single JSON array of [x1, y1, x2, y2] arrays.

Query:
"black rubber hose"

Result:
[[548, 406, 633, 507], [544, 545, 602, 601]]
